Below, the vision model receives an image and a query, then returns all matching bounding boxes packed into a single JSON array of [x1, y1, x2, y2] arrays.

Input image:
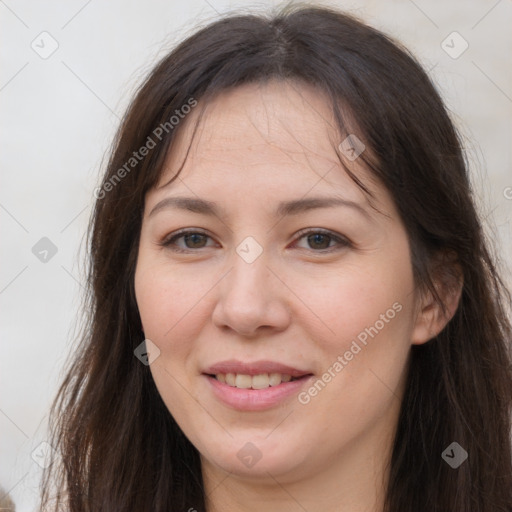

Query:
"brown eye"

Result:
[[160, 230, 215, 252], [294, 229, 351, 252], [306, 233, 332, 250], [182, 233, 208, 248]]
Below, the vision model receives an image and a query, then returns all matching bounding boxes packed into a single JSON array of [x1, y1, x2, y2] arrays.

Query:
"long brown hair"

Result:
[[40, 3, 512, 511]]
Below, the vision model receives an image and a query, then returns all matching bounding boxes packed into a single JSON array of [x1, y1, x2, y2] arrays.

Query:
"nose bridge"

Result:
[[225, 244, 272, 307], [212, 240, 290, 335]]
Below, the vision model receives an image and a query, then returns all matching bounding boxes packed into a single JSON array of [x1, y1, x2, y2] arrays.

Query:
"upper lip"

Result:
[[203, 360, 313, 378]]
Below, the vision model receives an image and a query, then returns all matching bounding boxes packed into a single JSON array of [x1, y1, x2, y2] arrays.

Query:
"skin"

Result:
[[134, 80, 460, 512]]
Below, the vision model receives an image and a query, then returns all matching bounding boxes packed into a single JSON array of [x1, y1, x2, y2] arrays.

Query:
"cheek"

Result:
[[293, 252, 414, 413], [134, 257, 214, 342], [134, 260, 211, 420], [293, 258, 413, 351]]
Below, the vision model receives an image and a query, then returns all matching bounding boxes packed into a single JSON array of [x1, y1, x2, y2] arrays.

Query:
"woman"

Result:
[[40, 4, 512, 511]]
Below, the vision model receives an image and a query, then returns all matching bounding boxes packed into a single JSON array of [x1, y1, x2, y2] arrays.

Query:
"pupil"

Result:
[[308, 233, 330, 249], [186, 234, 206, 248]]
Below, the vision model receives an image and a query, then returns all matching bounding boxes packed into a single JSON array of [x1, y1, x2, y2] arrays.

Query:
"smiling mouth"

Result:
[[205, 372, 312, 390]]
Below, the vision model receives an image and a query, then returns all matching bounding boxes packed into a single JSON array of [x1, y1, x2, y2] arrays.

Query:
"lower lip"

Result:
[[203, 374, 313, 411]]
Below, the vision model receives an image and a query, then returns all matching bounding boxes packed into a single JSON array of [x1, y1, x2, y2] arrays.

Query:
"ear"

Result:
[[411, 251, 464, 345]]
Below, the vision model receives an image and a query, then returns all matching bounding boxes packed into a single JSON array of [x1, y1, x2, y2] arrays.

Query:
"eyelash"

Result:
[[159, 228, 351, 254]]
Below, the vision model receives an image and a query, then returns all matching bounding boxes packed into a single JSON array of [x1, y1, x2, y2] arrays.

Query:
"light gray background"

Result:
[[1, 0, 511, 510]]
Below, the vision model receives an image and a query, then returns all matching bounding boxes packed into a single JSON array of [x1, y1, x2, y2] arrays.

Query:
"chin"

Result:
[[199, 436, 308, 480]]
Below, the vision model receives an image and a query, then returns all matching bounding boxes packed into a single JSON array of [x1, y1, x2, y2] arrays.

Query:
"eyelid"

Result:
[[161, 227, 209, 242]]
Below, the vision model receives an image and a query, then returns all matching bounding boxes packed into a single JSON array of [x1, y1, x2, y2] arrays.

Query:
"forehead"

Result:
[[152, 80, 383, 210], [192, 80, 337, 153]]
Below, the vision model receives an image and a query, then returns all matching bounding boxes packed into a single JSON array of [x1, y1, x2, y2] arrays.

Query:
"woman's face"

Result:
[[135, 81, 425, 485]]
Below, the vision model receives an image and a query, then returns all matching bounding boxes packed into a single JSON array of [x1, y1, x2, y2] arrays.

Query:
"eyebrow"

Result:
[[148, 195, 371, 220]]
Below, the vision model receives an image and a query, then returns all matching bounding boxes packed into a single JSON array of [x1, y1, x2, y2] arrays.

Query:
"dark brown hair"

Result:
[[40, 3, 512, 511]]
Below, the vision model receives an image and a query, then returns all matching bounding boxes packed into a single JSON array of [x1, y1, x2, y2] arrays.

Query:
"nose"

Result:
[[211, 251, 291, 337]]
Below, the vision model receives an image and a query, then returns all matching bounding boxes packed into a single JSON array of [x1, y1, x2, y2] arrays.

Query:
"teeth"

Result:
[[214, 372, 299, 389], [268, 373, 282, 386], [235, 374, 252, 389]]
